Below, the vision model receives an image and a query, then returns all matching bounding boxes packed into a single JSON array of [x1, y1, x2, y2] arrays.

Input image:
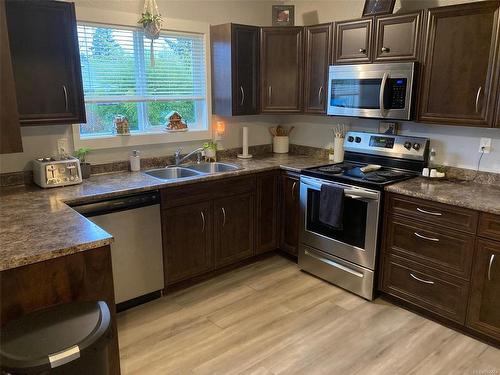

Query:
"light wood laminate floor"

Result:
[[117, 255, 500, 375]]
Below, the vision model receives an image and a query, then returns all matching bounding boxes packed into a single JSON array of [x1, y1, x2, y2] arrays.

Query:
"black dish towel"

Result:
[[319, 184, 344, 229]]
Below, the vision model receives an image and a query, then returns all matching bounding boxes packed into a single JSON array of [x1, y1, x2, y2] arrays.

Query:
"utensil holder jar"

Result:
[[273, 136, 289, 154]]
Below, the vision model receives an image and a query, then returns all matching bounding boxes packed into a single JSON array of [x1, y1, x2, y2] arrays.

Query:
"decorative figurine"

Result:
[[165, 111, 188, 132]]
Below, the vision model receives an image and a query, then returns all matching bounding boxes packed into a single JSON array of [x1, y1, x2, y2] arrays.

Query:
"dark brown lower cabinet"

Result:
[[467, 239, 500, 340], [381, 192, 500, 344], [214, 193, 255, 267], [279, 172, 300, 256], [255, 171, 279, 254], [163, 201, 213, 285]]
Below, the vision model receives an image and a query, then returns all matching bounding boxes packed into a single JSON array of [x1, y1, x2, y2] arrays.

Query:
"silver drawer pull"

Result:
[[488, 254, 496, 281], [410, 273, 434, 285], [304, 250, 364, 278], [222, 207, 226, 227], [414, 232, 440, 242], [200, 211, 205, 233], [416, 207, 442, 216]]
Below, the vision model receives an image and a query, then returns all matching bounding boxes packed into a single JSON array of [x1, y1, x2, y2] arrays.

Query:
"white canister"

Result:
[[273, 136, 289, 154], [333, 137, 345, 163], [129, 150, 141, 172]]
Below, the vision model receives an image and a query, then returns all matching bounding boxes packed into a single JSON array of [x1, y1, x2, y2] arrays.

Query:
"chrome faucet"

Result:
[[174, 147, 204, 166]]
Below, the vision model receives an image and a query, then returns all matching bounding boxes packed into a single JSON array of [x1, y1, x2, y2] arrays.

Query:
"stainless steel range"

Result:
[[298, 131, 429, 300]]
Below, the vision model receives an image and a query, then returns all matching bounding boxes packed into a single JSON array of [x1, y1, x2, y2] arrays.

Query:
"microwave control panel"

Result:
[[387, 78, 407, 109]]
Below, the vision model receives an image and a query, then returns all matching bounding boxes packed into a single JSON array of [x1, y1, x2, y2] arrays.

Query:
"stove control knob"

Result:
[[413, 143, 421, 151], [404, 141, 412, 150], [355, 137, 361, 143], [348, 136, 354, 142]]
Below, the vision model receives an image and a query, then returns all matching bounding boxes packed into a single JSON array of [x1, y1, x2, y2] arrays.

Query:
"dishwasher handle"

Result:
[[71, 191, 160, 217]]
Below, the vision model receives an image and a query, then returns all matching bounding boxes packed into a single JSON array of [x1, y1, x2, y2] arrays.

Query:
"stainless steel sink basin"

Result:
[[144, 167, 203, 180], [184, 162, 241, 173]]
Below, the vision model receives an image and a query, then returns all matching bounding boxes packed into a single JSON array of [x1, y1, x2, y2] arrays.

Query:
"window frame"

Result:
[[72, 15, 212, 150]]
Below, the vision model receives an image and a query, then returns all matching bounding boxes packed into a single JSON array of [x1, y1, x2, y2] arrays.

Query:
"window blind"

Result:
[[77, 23, 206, 102]]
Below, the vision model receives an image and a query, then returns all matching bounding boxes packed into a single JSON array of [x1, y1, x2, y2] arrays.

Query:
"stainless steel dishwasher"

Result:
[[71, 191, 164, 311]]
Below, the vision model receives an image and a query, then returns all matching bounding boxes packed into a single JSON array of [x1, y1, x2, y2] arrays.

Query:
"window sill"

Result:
[[72, 125, 211, 150]]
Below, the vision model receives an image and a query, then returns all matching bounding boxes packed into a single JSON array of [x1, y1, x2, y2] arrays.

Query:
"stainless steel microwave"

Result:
[[327, 62, 416, 120]]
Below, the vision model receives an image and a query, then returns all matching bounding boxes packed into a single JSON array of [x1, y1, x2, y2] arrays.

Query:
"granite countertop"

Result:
[[0, 154, 328, 271], [385, 177, 500, 215]]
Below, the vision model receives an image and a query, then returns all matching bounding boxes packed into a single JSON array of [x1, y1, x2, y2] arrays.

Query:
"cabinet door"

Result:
[[418, 2, 500, 127], [374, 12, 422, 62], [163, 202, 213, 285], [467, 239, 500, 341], [0, 0, 21, 154], [304, 23, 332, 114], [6, 0, 85, 126], [279, 173, 300, 256], [261, 27, 303, 113], [255, 172, 279, 254], [334, 18, 372, 64], [233, 24, 260, 115], [214, 193, 255, 267]]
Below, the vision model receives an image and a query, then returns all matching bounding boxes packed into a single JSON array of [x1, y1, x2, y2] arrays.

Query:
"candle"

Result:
[[242, 127, 249, 156]]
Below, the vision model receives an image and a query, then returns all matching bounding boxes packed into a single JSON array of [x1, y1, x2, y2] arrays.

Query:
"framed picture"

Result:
[[362, 0, 396, 17], [272, 5, 295, 26]]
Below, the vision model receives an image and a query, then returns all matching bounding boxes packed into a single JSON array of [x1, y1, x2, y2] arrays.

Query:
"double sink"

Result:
[[144, 162, 241, 181]]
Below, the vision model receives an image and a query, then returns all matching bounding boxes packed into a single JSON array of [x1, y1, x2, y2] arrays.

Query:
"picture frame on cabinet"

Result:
[[362, 0, 395, 17], [272, 5, 295, 26]]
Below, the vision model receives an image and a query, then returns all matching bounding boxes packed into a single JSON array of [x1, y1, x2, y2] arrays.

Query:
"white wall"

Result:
[[1, 0, 499, 174]]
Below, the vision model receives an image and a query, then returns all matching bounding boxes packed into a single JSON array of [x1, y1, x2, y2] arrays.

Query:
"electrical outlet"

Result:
[[479, 138, 491, 153], [57, 138, 69, 157]]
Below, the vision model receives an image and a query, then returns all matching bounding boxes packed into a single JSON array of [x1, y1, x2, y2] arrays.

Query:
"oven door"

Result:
[[327, 62, 414, 120], [299, 176, 381, 269]]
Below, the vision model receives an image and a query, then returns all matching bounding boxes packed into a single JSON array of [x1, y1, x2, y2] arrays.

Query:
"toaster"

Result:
[[32, 157, 82, 188]]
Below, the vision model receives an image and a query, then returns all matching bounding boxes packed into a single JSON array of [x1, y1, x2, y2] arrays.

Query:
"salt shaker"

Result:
[[130, 150, 141, 172]]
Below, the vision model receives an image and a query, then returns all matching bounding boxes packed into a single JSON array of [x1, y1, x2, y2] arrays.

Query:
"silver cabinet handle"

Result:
[[291, 181, 297, 201], [488, 254, 496, 281], [318, 86, 323, 105], [475, 86, 482, 114], [359, 48, 366, 54], [416, 207, 442, 216], [268, 86, 272, 105], [410, 273, 435, 285], [305, 250, 364, 278], [240, 85, 245, 106], [414, 232, 440, 242], [379, 71, 389, 117], [221, 207, 226, 228], [200, 211, 205, 233], [381, 47, 390, 53], [62, 85, 69, 111]]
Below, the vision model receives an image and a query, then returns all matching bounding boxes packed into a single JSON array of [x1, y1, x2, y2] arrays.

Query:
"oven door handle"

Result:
[[302, 179, 379, 201], [379, 71, 389, 117], [305, 250, 364, 278]]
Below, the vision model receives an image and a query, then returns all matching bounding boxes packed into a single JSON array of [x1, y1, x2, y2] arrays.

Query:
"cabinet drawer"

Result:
[[387, 193, 478, 233], [386, 215, 475, 279], [478, 213, 500, 242], [161, 176, 256, 208], [382, 255, 469, 323]]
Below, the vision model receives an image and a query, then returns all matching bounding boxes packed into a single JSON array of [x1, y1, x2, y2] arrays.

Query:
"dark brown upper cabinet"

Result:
[[0, 0, 22, 154], [467, 238, 500, 341], [418, 1, 500, 127], [260, 27, 303, 113], [374, 11, 422, 62], [334, 18, 373, 64], [304, 23, 332, 114], [211, 24, 260, 116], [5, 0, 85, 126]]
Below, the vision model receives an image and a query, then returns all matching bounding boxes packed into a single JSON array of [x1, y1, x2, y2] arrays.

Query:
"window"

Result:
[[77, 23, 207, 138]]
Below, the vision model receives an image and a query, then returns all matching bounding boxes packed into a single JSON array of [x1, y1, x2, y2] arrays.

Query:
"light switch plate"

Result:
[[479, 138, 491, 153], [57, 138, 69, 157]]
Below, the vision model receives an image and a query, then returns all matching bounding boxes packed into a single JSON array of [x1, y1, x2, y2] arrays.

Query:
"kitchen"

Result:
[[0, 0, 499, 373]]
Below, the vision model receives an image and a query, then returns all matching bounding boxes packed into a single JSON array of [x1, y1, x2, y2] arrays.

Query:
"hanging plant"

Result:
[[138, 0, 163, 66]]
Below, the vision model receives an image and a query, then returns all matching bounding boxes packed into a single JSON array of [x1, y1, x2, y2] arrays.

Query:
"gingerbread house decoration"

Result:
[[165, 111, 188, 131]]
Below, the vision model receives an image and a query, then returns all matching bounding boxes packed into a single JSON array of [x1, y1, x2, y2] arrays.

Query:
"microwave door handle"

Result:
[[379, 72, 389, 117]]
